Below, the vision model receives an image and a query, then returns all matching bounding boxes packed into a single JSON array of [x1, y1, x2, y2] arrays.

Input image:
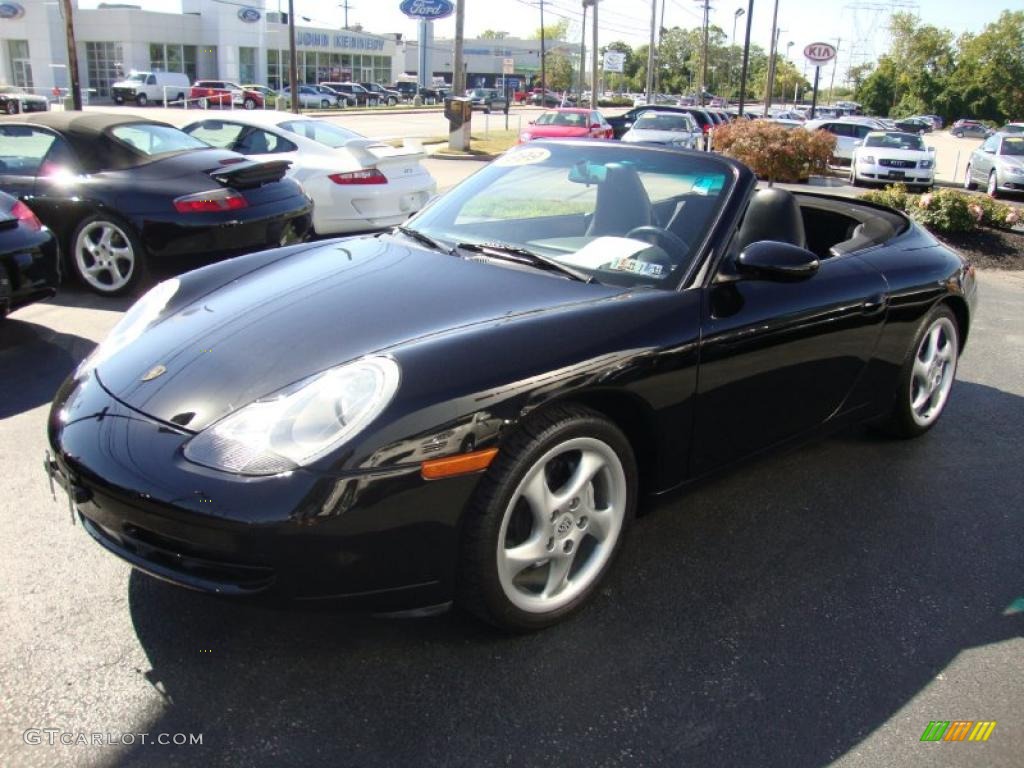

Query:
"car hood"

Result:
[[526, 125, 589, 138], [95, 236, 627, 431]]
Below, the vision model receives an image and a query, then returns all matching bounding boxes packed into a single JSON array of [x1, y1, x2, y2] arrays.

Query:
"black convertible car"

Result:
[[0, 112, 311, 296], [45, 141, 976, 630], [0, 190, 59, 317]]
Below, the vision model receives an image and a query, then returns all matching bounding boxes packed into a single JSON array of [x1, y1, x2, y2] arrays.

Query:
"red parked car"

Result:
[[519, 108, 613, 142], [189, 80, 264, 110]]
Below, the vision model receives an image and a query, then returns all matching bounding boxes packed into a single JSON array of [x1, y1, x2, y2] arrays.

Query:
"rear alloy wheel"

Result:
[[458, 404, 636, 630], [987, 170, 999, 198], [880, 305, 959, 438], [71, 216, 145, 296], [5, 100, 19, 115], [955, 130, 964, 138], [963, 164, 976, 190]]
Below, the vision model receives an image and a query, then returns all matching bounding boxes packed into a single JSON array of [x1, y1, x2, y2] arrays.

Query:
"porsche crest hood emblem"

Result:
[[140, 364, 167, 382]]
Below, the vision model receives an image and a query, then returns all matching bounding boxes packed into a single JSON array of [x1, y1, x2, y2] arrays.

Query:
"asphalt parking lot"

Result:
[[2, 247, 1022, 766]]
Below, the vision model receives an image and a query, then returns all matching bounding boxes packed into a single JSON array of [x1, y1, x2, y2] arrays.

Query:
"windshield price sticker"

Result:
[[495, 147, 551, 167]]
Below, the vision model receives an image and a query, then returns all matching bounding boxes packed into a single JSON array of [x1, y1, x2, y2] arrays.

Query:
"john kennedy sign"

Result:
[[400, 0, 454, 21]]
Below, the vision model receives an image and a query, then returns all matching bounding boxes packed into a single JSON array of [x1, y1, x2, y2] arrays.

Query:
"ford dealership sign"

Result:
[[0, 2, 26, 20], [238, 7, 261, 23], [400, 0, 454, 20]]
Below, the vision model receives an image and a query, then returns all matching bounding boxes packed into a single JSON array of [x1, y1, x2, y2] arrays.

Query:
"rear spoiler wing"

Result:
[[210, 159, 291, 189], [343, 137, 425, 166]]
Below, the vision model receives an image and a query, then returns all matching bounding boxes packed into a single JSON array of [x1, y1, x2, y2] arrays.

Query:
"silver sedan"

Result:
[[964, 132, 1024, 197]]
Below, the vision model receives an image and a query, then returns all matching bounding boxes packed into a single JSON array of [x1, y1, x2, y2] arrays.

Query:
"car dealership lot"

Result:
[[1, 265, 1022, 766]]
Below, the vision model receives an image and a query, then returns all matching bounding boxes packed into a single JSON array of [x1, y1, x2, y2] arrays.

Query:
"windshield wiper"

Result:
[[394, 225, 452, 254], [455, 241, 592, 283]]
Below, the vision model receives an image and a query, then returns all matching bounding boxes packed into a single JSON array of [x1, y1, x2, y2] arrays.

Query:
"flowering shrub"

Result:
[[712, 120, 835, 184], [860, 185, 1021, 233], [910, 188, 978, 233]]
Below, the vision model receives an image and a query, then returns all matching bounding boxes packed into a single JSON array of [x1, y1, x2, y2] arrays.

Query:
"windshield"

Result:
[[865, 133, 925, 150], [633, 114, 692, 132], [405, 142, 733, 289], [125, 73, 148, 83], [1000, 137, 1024, 156], [278, 119, 361, 148], [109, 123, 208, 157], [535, 111, 586, 127]]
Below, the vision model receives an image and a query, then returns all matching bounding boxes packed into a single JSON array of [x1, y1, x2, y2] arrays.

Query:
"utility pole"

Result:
[[655, 0, 666, 98], [737, 0, 753, 114], [453, 0, 466, 94], [697, 0, 710, 105], [591, 0, 599, 111], [59, 0, 82, 110], [645, 0, 656, 104], [827, 36, 841, 105], [540, 0, 546, 95], [763, 0, 779, 115], [288, 0, 298, 113], [339, 1, 354, 30], [731, 7, 744, 99], [580, 1, 590, 105]]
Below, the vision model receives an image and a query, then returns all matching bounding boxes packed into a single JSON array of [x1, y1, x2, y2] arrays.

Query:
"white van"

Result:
[[110, 71, 191, 106]]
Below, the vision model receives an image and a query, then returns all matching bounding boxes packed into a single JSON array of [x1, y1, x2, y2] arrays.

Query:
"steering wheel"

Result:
[[624, 226, 690, 259]]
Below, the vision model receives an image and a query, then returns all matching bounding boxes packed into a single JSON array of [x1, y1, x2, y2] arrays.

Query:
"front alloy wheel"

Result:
[[459, 404, 636, 630], [987, 170, 999, 198], [880, 306, 959, 438], [963, 164, 976, 190]]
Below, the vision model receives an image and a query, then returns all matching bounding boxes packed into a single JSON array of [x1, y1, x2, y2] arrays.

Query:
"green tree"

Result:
[[545, 49, 575, 91], [534, 19, 569, 42], [479, 30, 509, 40], [949, 10, 1024, 122]]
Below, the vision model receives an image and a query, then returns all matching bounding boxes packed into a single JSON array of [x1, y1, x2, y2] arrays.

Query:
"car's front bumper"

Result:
[[1, 226, 60, 313], [45, 372, 480, 610], [855, 160, 934, 185], [995, 170, 1024, 192]]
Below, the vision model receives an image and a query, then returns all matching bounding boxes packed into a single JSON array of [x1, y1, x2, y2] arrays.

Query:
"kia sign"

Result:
[[237, 7, 261, 23], [0, 2, 26, 20], [399, 0, 454, 20], [804, 42, 837, 66]]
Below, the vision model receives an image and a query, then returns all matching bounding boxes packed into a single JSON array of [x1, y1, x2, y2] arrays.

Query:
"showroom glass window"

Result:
[[267, 49, 280, 90], [240, 47, 257, 84], [149, 43, 198, 82], [8, 40, 33, 89], [85, 42, 123, 98]]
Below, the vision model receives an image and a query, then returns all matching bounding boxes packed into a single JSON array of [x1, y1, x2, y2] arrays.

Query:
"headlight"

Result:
[[920, 159, 934, 169], [1006, 165, 1024, 175], [183, 356, 401, 475], [859, 155, 875, 164], [75, 278, 180, 380]]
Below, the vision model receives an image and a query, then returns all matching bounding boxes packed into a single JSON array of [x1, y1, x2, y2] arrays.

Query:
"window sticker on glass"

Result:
[[495, 147, 551, 167], [608, 257, 665, 277]]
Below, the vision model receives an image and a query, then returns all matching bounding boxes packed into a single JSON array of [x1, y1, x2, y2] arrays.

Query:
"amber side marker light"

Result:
[[421, 448, 499, 480]]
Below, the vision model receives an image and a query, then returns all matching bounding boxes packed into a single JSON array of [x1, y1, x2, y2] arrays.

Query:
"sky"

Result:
[[78, 0, 1012, 85]]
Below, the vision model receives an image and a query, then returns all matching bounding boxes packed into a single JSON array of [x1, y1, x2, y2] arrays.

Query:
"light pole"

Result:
[[763, 0, 779, 115], [730, 7, 744, 99], [785, 40, 793, 107], [580, 0, 592, 105]]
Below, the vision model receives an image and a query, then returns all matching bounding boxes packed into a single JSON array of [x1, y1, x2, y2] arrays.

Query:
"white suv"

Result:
[[805, 118, 884, 166]]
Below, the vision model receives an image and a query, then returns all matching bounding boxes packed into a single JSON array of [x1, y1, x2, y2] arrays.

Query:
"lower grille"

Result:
[[880, 159, 916, 168]]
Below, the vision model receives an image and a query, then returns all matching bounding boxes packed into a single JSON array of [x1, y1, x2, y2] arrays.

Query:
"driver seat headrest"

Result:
[[735, 188, 807, 251]]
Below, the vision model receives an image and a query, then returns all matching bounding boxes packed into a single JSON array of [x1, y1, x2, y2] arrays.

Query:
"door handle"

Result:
[[861, 294, 886, 313]]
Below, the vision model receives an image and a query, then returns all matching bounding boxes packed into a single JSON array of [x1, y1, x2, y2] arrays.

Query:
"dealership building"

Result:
[[404, 36, 571, 90], [0, 0, 403, 99]]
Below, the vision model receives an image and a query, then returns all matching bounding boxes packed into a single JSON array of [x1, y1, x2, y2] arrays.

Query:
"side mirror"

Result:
[[737, 241, 819, 281]]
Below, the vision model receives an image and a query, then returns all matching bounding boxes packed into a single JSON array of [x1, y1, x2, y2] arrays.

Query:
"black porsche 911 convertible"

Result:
[[45, 140, 976, 630], [0, 112, 312, 296]]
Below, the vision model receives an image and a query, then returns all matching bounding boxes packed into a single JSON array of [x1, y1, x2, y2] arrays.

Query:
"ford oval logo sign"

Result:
[[0, 2, 26, 20], [237, 7, 261, 23], [399, 0, 454, 20], [803, 42, 837, 65]]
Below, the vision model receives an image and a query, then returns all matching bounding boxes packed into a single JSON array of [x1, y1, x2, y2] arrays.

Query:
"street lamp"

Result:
[[731, 7, 745, 97], [786, 41, 794, 107]]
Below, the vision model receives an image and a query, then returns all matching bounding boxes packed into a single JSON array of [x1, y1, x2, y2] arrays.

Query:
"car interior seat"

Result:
[[733, 188, 807, 251], [586, 163, 653, 237]]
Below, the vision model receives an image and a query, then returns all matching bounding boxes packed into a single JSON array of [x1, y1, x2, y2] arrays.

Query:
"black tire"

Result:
[[457, 403, 637, 631], [136, 93, 148, 106], [321, 99, 331, 109], [963, 164, 976, 190], [388, 97, 398, 106], [68, 213, 147, 297], [5, 100, 19, 115], [878, 304, 960, 439], [955, 130, 964, 138], [243, 97, 256, 110], [987, 171, 1000, 198], [114, 96, 124, 105]]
